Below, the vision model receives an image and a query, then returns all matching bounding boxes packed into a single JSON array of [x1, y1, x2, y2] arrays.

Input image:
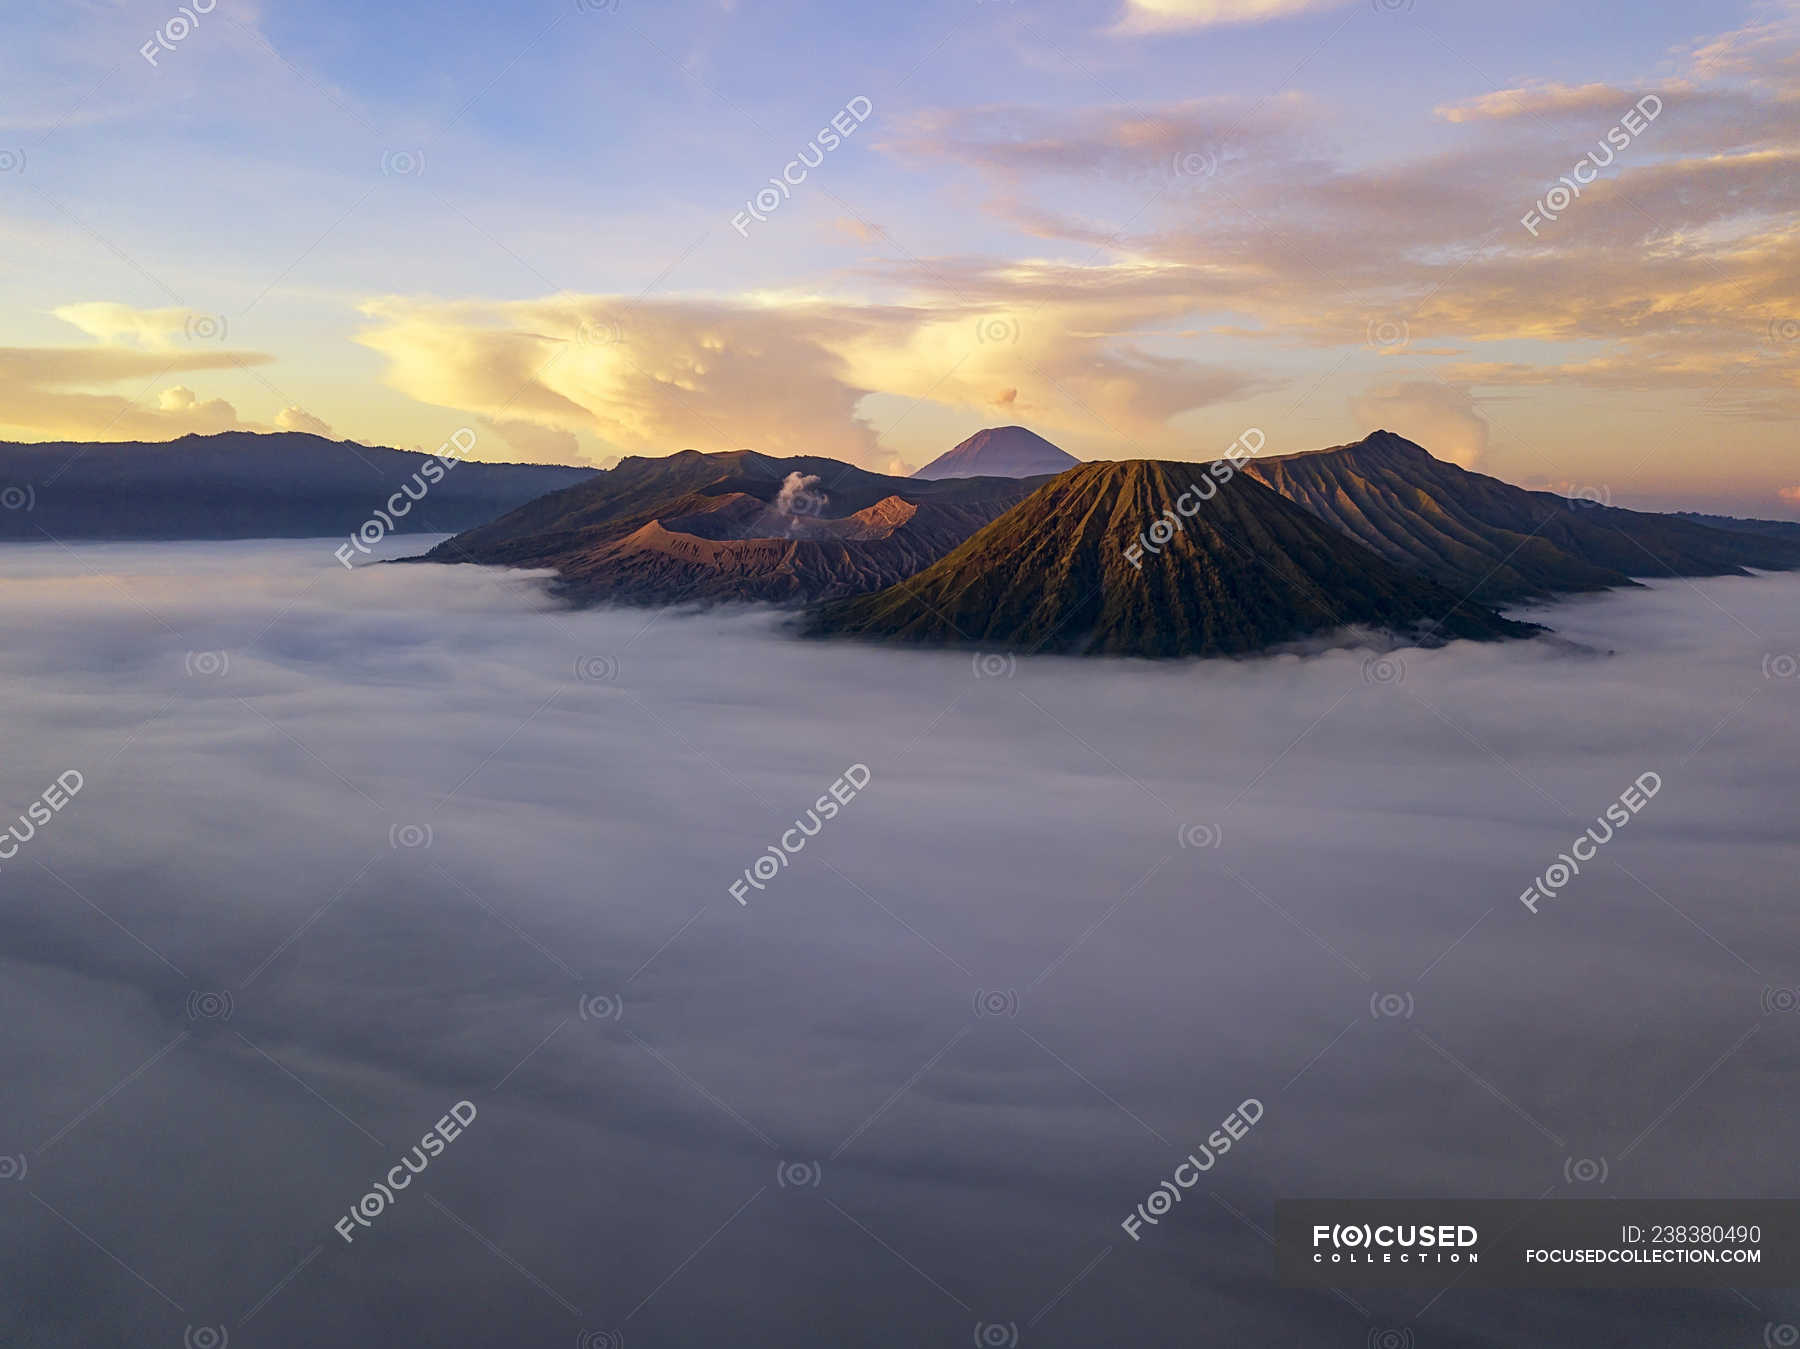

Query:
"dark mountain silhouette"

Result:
[[423, 449, 1048, 605], [0, 432, 594, 540], [1673, 511, 1800, 543], [912, 426, 1080, 480], [807, 459, 1533, 658], [1245, 431, 1800, 606]]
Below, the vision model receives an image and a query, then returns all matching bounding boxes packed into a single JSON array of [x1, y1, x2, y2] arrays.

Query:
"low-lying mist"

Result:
[[2, 538, 1796, 1347]]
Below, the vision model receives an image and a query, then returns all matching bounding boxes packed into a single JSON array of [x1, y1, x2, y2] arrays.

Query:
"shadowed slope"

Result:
[[0, 432, 594, 540], [1246, 431, 1800, 604], [808, 459, 1534, 658]]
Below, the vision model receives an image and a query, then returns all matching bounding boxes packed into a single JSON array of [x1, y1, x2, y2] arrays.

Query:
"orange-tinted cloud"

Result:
[[1348, 380, 1488, 469]]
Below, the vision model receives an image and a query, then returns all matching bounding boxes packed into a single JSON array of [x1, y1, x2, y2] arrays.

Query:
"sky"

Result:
[[1, 537, 1796, 1344], [3, 0, 1798, 513]]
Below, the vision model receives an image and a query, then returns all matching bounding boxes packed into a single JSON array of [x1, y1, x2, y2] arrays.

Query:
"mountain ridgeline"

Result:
[[1244, 431, 1800, 606], [6, 424, 1796, 661], [0, 432, 595, 540]]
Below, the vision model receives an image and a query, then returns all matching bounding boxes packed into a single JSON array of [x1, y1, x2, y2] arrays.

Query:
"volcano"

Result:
[[807, 458, 1533, 658], [421, 450, 1049, 605], [911, 426, 1080, 480]]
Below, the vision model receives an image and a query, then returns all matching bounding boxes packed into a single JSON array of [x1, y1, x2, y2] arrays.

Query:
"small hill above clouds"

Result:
[[1245, 430, 1800, 604], [911, 426, 1081, 480], [808, 458, 1534, 658]]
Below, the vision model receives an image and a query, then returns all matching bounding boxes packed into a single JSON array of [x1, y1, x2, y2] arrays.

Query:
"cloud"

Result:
[[1111, 0, 1350, 33], [275, 406, 335, 437], [152, 384, 243, 432], [1781, 485, 1800, 504], [51, 302, 229, 350], [0, 345, 272, 443], [884, 95, 1313, 184], [1435, 82, 1641, 124], [1349, 380, 1489, 467], [354, 292, 1269, 465], [478, 416, 584, 466], [831, 216, 884, 243], [1686, 8, 1800, 87], [873, 15, 1800, 418], [0, 302, 276, 442], [0, 540, 1791, 1344]]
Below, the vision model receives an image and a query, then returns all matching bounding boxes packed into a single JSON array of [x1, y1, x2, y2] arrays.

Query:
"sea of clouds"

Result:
[[1, 537, 1797, 1348]]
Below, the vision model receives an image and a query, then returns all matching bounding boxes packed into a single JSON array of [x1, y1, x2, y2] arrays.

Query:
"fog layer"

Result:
[[2, 539, 1796, 1347]]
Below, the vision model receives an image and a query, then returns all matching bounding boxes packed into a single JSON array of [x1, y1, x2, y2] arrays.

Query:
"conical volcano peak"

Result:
[[912, 426, 1080, 480]]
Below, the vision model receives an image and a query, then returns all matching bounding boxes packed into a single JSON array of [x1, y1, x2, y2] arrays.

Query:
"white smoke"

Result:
[[775, 470, 825, 517]]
